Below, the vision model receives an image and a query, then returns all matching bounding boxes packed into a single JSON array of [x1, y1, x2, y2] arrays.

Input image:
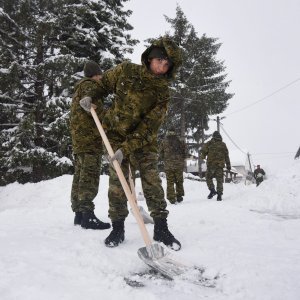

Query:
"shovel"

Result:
[[128, 165, 154, 224], [90, 107, 189, 279]]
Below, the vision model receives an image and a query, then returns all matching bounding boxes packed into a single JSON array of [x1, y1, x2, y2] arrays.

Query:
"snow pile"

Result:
[[0, 161, 300, 299]]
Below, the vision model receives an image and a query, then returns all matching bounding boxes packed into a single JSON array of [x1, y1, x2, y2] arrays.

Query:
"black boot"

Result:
[[74, 212, 82, 225], [217, 193, 222, 201], [207, 188, 217, 199], [177, 196, 183, 203], [153, 218, 181, 251], [105, 220, 125, 247], [81, 211, 111, 230]]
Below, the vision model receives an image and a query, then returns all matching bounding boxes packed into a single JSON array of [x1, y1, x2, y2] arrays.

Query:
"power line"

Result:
[[220, 124, 247, 154], [253, 152, 295, 155], [225, 77, 300, 116]]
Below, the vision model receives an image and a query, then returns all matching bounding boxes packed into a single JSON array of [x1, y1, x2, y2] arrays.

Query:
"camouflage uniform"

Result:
[[161, 132, 186, 203], [98, 37, 182, 222], [254, 167, 265, 186], [201, 132, 231, 195], [70, 78, 104, 213]]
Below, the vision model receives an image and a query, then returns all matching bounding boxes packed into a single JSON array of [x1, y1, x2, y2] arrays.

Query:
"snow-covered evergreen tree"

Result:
[[160, 6, 233, 171], [0, 0, 137, 185]]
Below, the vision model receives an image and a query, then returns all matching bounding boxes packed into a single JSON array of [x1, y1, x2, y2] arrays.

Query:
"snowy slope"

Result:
[[0, 161, 300, 300]]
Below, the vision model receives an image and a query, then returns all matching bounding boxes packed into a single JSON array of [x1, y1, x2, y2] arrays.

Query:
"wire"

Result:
[[253, 152, 295, 155], [220, 124, 247, 154], [225, 77, 300, 116]]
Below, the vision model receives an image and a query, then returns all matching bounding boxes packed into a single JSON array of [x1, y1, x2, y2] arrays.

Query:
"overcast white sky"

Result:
[[124, 0, 300, 172]]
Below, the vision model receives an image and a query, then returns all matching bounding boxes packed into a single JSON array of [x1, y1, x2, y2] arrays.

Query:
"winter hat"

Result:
[[148, 47, 173, 66], [212, 131, 222, 139], [84, 60, 102, 78]]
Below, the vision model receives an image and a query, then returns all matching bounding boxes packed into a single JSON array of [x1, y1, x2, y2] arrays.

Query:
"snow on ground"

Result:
[[1, 160, 300, 300]]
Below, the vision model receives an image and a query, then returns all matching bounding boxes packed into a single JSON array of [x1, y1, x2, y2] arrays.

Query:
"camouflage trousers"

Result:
[[165, 167, 184, 203], [71, 152, 102, 212], [206, 166, 224, 194], [108, 149, 168, 221]]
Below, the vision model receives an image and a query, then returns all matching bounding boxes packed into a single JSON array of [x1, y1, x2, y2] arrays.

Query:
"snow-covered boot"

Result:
[[153, 218, 181, 251], [74, 212, 82, 225], [81, 211, 111, 230], [207, 188, 217, 199], [217, 193, 222, 201], [105, 220, 125, 247]]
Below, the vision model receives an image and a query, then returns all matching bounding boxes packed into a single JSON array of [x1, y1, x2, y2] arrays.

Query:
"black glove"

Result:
[[109, 149, 124, 166]]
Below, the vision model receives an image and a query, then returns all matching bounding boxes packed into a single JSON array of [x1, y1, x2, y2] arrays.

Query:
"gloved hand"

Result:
[[109, 149, 124, 166], [227, 165, 231, 171], [79, 96, 92, 112]]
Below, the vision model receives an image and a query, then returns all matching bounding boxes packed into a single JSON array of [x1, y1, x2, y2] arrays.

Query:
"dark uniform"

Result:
[[161, 129, 186, 204], [201, 131, 231, 200], [70, 61, 110, 229], [254, 165, 265, 186], [96, 37, 183, 249]]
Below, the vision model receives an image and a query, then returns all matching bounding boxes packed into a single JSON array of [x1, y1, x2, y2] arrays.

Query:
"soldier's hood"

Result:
[[212, 136, 223, 142], [74, 77, 98, 91], [141, 37, 183, 80]]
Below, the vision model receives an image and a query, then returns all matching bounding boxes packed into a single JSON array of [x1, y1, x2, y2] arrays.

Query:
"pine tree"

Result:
[[162, 6, 233, 172], [0, 0, 137, 185]]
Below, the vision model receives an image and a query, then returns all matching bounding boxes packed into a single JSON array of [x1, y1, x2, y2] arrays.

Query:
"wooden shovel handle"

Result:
[[128, 165, 137, 204], [90, 107, 152, 246]]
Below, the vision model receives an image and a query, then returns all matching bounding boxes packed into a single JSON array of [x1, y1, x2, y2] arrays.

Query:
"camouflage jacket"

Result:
[[160, 134, 186, 168], [70, 78, 104, 154], [100, 37, 182, 155], [201, 137, 231, 169]]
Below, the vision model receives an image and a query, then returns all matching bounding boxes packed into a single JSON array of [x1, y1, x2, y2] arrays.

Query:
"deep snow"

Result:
[[0, 160, 300, 300]]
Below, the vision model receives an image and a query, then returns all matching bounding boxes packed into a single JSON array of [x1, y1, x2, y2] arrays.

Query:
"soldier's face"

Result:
[[93, 74, 102, 82], [149, 58, 170, 75]]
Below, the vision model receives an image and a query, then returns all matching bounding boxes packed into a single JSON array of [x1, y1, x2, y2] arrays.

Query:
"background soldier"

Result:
[[80, 37, 183, 250], [201, 131, 231, 201], [70, 61, 111, 230], [161, 127, 186, 204], [254, 164, 266, 186]]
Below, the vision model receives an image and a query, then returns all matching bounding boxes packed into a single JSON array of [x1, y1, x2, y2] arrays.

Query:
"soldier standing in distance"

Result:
[[80, 37, 183, 250], [70, 61, 111, 230], [254, 164, 266, 186], [201, 131, 231, 201], [160, 127, 186, 204]]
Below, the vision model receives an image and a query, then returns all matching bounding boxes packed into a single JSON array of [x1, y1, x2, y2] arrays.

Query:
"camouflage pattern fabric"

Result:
[[161, 134, 186, 169], [205, 167, 224, 194], [70, 78, 105, 213], [161, 133, 186, 202], [71, 153, 102, 212], [70, 78, 105, 154], [108, 149, 168, 221], [98, 37, 182, 221], [201, 135, 231, 194], [165, 169, 184, 202], [201, 137, 231, 169]]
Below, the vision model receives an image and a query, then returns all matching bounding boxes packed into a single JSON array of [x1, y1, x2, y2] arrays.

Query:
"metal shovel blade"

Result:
[[137, 243, 189, 280], [130, 206, 154, 224]]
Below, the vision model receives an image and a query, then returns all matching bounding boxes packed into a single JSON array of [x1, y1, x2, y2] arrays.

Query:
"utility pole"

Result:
[[214, 116, 225, 132], [247, 152, 253, 173]]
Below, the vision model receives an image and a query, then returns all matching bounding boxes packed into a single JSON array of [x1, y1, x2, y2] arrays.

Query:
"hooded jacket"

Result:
[[70, 78, 104, 154], [201, 134, 231, 169], [101, 37, 182, 155], [161, 132, 186, 168]]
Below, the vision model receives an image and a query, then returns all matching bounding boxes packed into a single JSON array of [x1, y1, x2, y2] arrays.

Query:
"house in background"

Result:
[[185, 149, 252, 183]]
